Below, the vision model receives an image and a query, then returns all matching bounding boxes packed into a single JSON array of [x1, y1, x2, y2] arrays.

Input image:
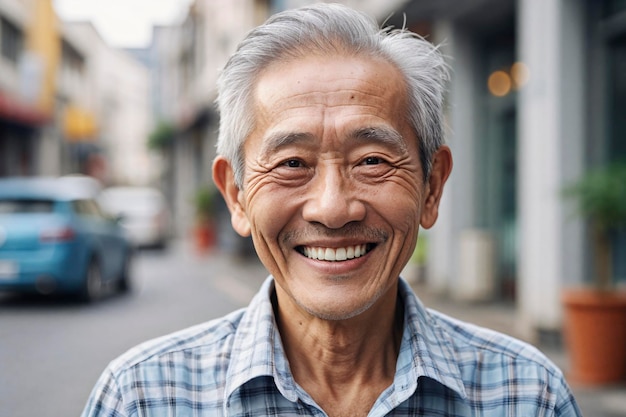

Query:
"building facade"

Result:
[[0, 0, 153, 188], [0, 0, 56, 178], [391, 0, 626, 339], [60, 21, 152, 186]]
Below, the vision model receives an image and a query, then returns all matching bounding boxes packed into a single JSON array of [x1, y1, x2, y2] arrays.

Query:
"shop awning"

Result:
[[0, 91, 49, 126]]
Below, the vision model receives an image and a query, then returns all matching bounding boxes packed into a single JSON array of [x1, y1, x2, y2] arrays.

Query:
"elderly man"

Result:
[[82, 4, 581, 416]]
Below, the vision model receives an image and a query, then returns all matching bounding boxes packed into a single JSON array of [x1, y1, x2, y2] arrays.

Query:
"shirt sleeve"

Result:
[[553, 376, 583, 417], [81, 368, 127, 417]]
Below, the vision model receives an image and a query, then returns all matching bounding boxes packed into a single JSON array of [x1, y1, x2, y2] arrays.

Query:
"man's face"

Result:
[[215, 54, 450, 321]]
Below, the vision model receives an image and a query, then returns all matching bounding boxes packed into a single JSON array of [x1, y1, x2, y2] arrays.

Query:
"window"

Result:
[[73, 199, 106, 219], [61, 39, 85, 80], [1, 16, 23, 64], [0, 199, 54, 214]]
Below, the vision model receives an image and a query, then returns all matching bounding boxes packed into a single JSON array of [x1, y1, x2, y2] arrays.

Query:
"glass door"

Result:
[[477, 28, 518, 300]]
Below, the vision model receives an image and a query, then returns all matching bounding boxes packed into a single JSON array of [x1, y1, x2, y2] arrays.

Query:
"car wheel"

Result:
[[117, 252, 132, 293], [79, 258, 103, 302]]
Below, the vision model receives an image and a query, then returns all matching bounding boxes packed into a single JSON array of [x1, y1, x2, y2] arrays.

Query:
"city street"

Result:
[[1, 0, 625, 416], [0, 241, 267, 417], [1, 240, 625, 417]]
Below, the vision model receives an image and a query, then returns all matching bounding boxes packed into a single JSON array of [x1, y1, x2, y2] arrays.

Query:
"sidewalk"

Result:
[[409, 280, 626, 417]]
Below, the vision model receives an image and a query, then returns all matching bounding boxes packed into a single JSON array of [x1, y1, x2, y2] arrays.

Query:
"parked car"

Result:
[[0, 177, 133, 301], [98, 186, 171, 249]]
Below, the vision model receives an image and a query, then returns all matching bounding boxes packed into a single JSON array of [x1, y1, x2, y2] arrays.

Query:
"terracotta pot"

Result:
[[562, 289, 626, 385], [193, 223, 216, 252]]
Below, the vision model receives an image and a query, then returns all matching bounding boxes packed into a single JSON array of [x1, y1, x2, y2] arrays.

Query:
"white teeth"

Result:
[[302, 244, 369, 261]]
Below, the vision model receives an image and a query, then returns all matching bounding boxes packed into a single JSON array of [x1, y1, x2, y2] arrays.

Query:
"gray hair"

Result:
[[216, 3, 449, 188]]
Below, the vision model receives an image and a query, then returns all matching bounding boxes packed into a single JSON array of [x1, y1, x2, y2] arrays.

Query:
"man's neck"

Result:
[[272, 286, 404, 416]]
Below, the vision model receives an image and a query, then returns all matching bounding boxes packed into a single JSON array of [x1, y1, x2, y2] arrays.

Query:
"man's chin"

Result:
[[292, 291, 380, 322]]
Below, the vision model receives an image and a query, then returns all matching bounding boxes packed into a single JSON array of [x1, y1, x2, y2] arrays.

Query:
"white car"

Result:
[[98, 186, 171, 248]]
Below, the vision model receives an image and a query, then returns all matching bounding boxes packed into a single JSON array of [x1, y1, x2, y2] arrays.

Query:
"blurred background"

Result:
[[0, 0, 625, 415]]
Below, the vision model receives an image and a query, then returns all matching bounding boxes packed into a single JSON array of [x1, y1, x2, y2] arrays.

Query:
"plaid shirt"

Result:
[[82, 277, 582, 417]]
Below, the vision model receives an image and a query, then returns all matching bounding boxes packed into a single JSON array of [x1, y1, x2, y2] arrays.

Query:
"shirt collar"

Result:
[[396, 279, 468, 400], [224, 277, 299, 403], [224, 276, 467, 407]]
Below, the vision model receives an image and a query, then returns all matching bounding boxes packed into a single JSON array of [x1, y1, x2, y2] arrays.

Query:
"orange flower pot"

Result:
[[193, 223, 216, 252], [562, 289, 626, 386]]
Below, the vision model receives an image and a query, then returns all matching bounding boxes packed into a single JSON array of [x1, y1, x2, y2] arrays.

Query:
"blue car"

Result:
[[0, 177, 133, 301]]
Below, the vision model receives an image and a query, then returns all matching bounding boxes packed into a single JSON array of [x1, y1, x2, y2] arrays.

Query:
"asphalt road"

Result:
[[0, 242, 267, 417]]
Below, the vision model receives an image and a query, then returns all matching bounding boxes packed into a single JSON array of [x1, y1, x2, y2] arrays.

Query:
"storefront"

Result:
[[0, 91, 48, 177], [392, 0, 626, 336]]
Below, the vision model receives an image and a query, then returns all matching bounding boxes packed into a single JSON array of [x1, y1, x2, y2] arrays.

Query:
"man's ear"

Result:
[[212, 156, 251, 237], [420, 145, 453, 229]]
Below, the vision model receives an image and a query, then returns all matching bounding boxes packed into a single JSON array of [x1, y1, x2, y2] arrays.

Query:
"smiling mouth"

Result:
[[296, 244, 376, 261]]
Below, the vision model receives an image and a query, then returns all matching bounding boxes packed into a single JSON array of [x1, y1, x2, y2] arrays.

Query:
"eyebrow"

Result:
[[259, 132, 315, 160], [349, 126, 407, 154], [259, 125, 407, 157]]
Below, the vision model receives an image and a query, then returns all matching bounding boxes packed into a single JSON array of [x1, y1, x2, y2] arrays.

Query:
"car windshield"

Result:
[[0, 199, 55, 214]]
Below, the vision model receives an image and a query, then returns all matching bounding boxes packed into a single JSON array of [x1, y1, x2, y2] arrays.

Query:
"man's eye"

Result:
[[282, 159, 303, 168], [362, 156, 383, 165]]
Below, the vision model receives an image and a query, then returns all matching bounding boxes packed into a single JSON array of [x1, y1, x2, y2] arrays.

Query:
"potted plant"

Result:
[[191, 186, 217, 251], [147, 121, 175, 151], [562, 160, 626, 385]]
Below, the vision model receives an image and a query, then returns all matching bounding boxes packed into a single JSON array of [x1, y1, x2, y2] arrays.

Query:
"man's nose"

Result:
[[301, 166, 366, 229]]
